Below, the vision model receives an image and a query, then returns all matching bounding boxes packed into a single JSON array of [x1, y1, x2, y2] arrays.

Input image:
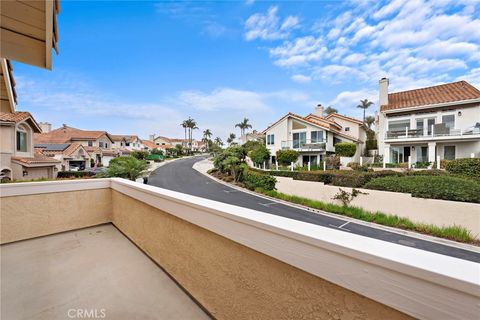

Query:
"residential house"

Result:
[[262, 105, 366, 166], [241, 130, 265, 144], [35, 143, 91, 171], [112, 135, 144, 151], [110, 135, 127, 150], [1, 112, 59, 181], [34, 125, 115, 166], [142, 140, 158, 152], [377, 79, 480, 164]]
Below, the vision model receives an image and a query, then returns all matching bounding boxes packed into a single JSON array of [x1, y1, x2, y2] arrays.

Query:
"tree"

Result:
[[130, 150, 149, 160], [227, 133, 236, 145], [249, 145, 270, 165], [357, 99, 374, 123], [151, 148, 164, 155], [104, 156, 148, 181], [202, 129, 213, 152], [324, 106, 338, 115], [174, 144, 183, 156], [235, 118, 252, 136], [214, 136, 223, 147], [180, 120, 188, 147], [276, 149, 299, 165], [182, 117, 198, 154], [334, 142, 357, 157], [243, 140, 264, 153], [364, 115, 375, 129]]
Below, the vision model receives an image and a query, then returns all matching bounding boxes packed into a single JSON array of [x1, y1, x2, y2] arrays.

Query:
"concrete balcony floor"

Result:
[[1, 225, 209, 320]]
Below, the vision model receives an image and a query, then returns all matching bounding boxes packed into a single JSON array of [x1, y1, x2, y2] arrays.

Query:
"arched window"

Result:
[[16, 125, 28, 152]]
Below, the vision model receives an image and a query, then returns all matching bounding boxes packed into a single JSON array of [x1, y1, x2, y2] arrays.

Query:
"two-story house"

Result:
[[35, 143, 91, 171], [34, 125, 115, 166], [1, 112, 59, 181], [110, 135, 127, 150], [262, 105, 366, 166], [377, 79, 480, 164]]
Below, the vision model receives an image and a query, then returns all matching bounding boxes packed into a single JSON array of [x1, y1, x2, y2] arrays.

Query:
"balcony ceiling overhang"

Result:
[[0, 0, 60, 70]]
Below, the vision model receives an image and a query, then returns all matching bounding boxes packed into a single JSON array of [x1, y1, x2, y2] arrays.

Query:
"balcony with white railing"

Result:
[[385, 124, 480, 141], [281, 139, 326, 151]]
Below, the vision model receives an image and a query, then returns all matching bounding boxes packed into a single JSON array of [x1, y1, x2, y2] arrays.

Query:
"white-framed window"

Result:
[[311, 131, 324, 143], [442, 114, 455, 129], [16, 125, 28, 152], [344, 127, 350, 132], [267, 134, 275, 145], [88, 141, 93, 147], [388, 119, 410, 131]]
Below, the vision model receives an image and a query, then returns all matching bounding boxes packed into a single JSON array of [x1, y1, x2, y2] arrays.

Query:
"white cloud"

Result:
[[244, 6, 299, 41], [203, 22, 226, 38], [178, 88, 269, 111], [291, 74, 312, 83], [329, 90, 378, 117], [343, 53, 366, 65]]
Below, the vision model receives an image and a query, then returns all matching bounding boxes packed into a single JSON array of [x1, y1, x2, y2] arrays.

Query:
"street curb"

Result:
[[193, 159, 480, 253]]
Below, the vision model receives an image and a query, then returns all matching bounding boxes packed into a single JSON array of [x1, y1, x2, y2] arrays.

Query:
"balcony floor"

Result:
[[1, 225, 210, 320]]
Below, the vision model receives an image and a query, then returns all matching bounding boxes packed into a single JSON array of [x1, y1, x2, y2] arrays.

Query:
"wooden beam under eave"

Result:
[[45, 0, 53, 70], [0, 29, 46, 69]]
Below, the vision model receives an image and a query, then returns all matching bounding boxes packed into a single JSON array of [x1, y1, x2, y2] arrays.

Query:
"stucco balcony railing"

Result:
[[386, 125, 480, 141], [1, 179, 479, 320], [281, 139, 326, 151]]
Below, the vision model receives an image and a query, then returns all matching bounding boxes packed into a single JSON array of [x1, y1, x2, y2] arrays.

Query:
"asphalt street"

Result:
[[148, 156, 480, 263]]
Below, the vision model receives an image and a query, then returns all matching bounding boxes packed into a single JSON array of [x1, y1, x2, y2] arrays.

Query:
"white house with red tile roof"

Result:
[[262, 105, 366, 166], [35, 143, 92, 171], [377, 78, 480, 165]]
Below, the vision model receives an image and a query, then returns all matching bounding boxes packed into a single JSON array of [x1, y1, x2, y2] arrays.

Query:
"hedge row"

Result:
[[57, 171, 95, 178], [445, 158, 480, 178], [365, 175, 480, 203]]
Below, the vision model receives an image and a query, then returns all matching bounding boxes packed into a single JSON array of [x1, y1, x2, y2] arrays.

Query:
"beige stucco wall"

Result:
[[0, 189, 112, 244], [276, 177, 480, 238], [111, 190, 411, 320]]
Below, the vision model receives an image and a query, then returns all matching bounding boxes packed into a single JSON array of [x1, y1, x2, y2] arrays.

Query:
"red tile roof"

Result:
[[34, 125, 114, 143], [381, 81, 480, 112], [142, 140, 157, 149], [0, 111, 41, 132], [11, 152, 60, 166], [325, 113, 364, 125]]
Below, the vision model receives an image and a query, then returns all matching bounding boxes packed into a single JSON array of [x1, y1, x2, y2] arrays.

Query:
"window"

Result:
[[416, 146, 428, 162], [16, 129, 27, 152], [345, 127, 350, 132], [311, 131, 324, 143], [88, 141, 93, 147], [442, 114, 455, 129], [292, 132, 306, 148], [267, 134, 275, 145], [388, 120, 410, 132], [444, 146, 456, 160]]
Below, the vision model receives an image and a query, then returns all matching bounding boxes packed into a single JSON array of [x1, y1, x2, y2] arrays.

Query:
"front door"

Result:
[[404, 147, 411, 162]]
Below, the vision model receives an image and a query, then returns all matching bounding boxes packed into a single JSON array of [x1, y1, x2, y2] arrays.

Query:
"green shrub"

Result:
[[366, 139, 377, 150], [325, 155, 341, 169], [130, 150, 149, 160], [248, 145, 270, 165], [57, 171, 95, 178], [365, 175, 480, 203], [334, 142, 356, 157], [414, 161, 431, 168], [276, 149, 299, 165], [103, 156, 149, 181], [242, 170, 276, 191], [294, 170, 401, 187], [347, 162, 369, 172], [445, 158, 480, 178]]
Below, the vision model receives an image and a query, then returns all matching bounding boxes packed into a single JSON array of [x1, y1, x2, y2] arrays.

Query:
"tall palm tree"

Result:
[[180, 120, 188, 145], [186, 118, 198, 153], [357, 99, 374, 123], [214, 137, 223, 147], [364, 116, 375, 129], [227, 133, 236, 145], [235, 118, 252, 136], [324, 106, 338, 116], [202, 129, 212, 152]]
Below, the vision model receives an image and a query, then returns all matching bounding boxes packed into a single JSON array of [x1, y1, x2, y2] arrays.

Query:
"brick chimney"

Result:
[[39, 122, 52, 133], [314, 104, 324, 117], [379, 78, 389, 106]]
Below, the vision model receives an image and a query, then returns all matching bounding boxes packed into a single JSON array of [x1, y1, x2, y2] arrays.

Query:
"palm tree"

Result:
[[183, 117, 198, 153], [227, 133, 236, 145], [357, 99, 374, 123], [235, 118, 252, 137], [323, 106, 338, 115], [180, 120, 188, 145], [364, 116, 375, 129], [214, 137, 223, 147], [202, 129, 212, 152]]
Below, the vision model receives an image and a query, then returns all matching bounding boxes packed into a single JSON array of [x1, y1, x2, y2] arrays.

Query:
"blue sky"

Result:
[[14, 0, 480, 141]]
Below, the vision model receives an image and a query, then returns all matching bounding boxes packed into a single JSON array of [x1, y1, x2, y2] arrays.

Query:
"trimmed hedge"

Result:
[[57, 171, 95, 178], [445, 158, 480, 178], [242, 170, 277, 191], [365, 175, 480, 203], [334, 142, 356, 157], [294, 170, 402, 187]]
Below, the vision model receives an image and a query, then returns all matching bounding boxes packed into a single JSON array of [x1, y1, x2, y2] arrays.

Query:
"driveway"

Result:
[[148, 156, 480, 262]]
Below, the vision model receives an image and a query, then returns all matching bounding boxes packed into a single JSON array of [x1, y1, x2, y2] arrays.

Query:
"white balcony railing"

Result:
[[281, 139, 326, 151], [386, 125, 480, 140]]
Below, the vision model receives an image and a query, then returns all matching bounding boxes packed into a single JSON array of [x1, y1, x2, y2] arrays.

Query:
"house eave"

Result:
[[383, 98, 480, 115]]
